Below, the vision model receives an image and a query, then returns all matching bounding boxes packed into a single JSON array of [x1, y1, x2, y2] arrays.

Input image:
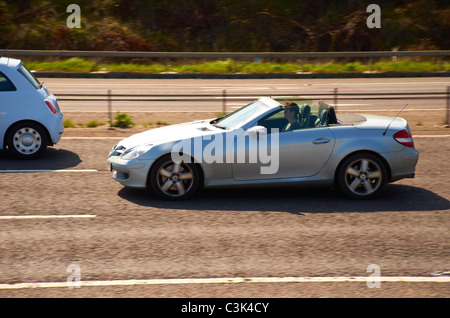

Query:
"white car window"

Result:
[[0, 72, 16, 91]]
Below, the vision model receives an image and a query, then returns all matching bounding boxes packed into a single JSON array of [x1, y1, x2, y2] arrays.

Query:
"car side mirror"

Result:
[[245, 125, 267, 136]]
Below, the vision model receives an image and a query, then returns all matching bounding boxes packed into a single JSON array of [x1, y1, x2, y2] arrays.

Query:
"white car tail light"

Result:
[[393, 129, 414, 148]]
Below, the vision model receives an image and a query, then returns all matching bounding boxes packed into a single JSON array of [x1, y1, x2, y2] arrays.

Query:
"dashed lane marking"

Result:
[[413, 135, 450, 138], [62, 137, 123, 139], [0, 169, 98, 173], [0, 215, 96, 220]]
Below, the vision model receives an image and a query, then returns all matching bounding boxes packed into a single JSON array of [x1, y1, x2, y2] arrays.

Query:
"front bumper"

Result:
[[107, 157, 152, 189]]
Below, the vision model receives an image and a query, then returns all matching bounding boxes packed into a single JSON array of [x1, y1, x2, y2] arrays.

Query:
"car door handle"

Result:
[[312, 137, 331, 144]]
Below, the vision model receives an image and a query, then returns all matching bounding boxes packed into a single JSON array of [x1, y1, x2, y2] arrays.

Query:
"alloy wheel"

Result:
[[344, 158, 383, 197], [156, 160, 195, 198]]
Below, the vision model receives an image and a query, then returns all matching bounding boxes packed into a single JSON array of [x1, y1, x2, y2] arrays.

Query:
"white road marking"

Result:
[[413, 135, 450, 138], [336, 108, 445, 111], [62, 136, 123, 140], [0, 215, 96, 220], [0, 169, 98, 173], [0, 276, 448, 290], [332, 103, 372, 106], [201, 87, 271, 90], [301, 81, 450, 86], [62, 110, 220, 113]]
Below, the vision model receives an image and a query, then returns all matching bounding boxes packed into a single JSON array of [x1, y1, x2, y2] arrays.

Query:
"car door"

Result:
[[232, 126, 335, 181]]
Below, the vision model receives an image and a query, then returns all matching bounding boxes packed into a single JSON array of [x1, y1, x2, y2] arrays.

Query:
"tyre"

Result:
[[149, 154, 200, 200], [337, 153, 387, 199], [7, 122, 48, 159]]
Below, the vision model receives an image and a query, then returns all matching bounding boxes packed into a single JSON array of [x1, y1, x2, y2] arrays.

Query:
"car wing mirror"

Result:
[[245, 125, 267, 136]]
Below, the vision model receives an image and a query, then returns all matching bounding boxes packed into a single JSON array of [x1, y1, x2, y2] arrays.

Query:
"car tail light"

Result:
[[44, 100, 57, 114], [393, 129, 414, 148]]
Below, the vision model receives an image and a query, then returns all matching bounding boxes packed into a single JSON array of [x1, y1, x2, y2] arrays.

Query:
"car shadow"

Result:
[[118, 184, 450, 214], [0, 147, 82, 171]]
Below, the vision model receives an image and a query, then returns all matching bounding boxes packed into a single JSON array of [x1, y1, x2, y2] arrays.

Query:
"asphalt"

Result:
[[0, 136, 448, 299], [0, 77, 448, 301]]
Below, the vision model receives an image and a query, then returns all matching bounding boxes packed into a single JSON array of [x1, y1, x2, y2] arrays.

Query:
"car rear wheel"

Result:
[[149, 154, 200, 200], [7, 122, 48, 159], [337, 153, 387, 199]]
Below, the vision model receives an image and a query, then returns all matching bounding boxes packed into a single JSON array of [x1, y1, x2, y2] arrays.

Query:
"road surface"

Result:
[[42, 77, 450, 112], [0, 78, 449, 302]]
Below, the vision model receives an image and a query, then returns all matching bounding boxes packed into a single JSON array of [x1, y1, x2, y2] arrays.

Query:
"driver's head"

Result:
[[284, 101, 299, 120]]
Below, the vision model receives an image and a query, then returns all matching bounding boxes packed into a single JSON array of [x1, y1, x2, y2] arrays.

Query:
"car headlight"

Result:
[[120, 144, 153, 160]]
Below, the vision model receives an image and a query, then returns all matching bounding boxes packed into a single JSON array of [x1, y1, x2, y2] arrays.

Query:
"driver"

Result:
[[282, 101, 301, 131]]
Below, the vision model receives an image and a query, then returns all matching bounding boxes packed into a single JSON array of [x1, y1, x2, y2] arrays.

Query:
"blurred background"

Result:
[[1, 0, 449, 73], [1, 0, 448, 52]]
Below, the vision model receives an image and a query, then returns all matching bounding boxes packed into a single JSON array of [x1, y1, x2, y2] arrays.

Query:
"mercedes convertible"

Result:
[[107, 97, 419, 200]]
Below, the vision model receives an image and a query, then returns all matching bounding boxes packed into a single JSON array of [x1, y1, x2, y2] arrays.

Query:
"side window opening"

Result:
[[0, 72, 17, 91], [258, 101, 335, 133], [257, 108, 287, 133]]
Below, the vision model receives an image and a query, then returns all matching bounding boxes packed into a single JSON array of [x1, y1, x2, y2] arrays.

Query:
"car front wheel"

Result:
[[337, 153, 387, 199], [7, 122, 48, 159], [149, 154, 200, 200]]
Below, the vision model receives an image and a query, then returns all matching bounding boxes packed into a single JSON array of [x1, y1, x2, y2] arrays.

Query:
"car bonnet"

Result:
[[116, 121, 220, 150]]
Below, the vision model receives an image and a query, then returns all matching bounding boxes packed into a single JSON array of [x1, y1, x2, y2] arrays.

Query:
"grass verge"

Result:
[[25, 57, 450, 74]]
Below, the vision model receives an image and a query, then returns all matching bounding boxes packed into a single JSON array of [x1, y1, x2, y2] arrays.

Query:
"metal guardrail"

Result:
[[55, 90, 450, 125], [57, 91, 447, 102], [5, 49, 450, 59]]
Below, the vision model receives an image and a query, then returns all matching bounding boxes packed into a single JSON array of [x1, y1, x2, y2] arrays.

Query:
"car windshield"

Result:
[[18, 65, 41, 89], [212, 100, 272, 130]]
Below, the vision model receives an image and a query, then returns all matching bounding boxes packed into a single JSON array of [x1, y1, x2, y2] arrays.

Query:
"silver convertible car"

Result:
[[107, 97, 418, 200]]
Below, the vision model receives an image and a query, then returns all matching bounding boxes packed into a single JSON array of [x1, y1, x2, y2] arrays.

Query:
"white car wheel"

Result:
[[7, 122, 48, 159]]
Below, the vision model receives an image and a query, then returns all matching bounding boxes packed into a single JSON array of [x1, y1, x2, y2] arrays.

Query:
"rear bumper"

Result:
[[390, 172, 415, 182], [384, 148, 419, 182], [48, 112, 64, 145]]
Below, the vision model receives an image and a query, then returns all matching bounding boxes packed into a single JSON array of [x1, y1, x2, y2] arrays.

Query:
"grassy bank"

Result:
[[24, 57, 450, 74]]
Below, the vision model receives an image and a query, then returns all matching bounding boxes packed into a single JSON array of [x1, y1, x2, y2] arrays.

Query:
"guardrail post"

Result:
[[108, 89, 112, 129], [446, 86, 449, 127], [222, 89, 227, 114], [165, 58, 169, 73], [334, 88, 338, 112]]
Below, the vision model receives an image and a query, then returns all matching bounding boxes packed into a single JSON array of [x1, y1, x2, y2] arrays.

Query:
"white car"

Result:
[[0, 57, 64, 159]]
